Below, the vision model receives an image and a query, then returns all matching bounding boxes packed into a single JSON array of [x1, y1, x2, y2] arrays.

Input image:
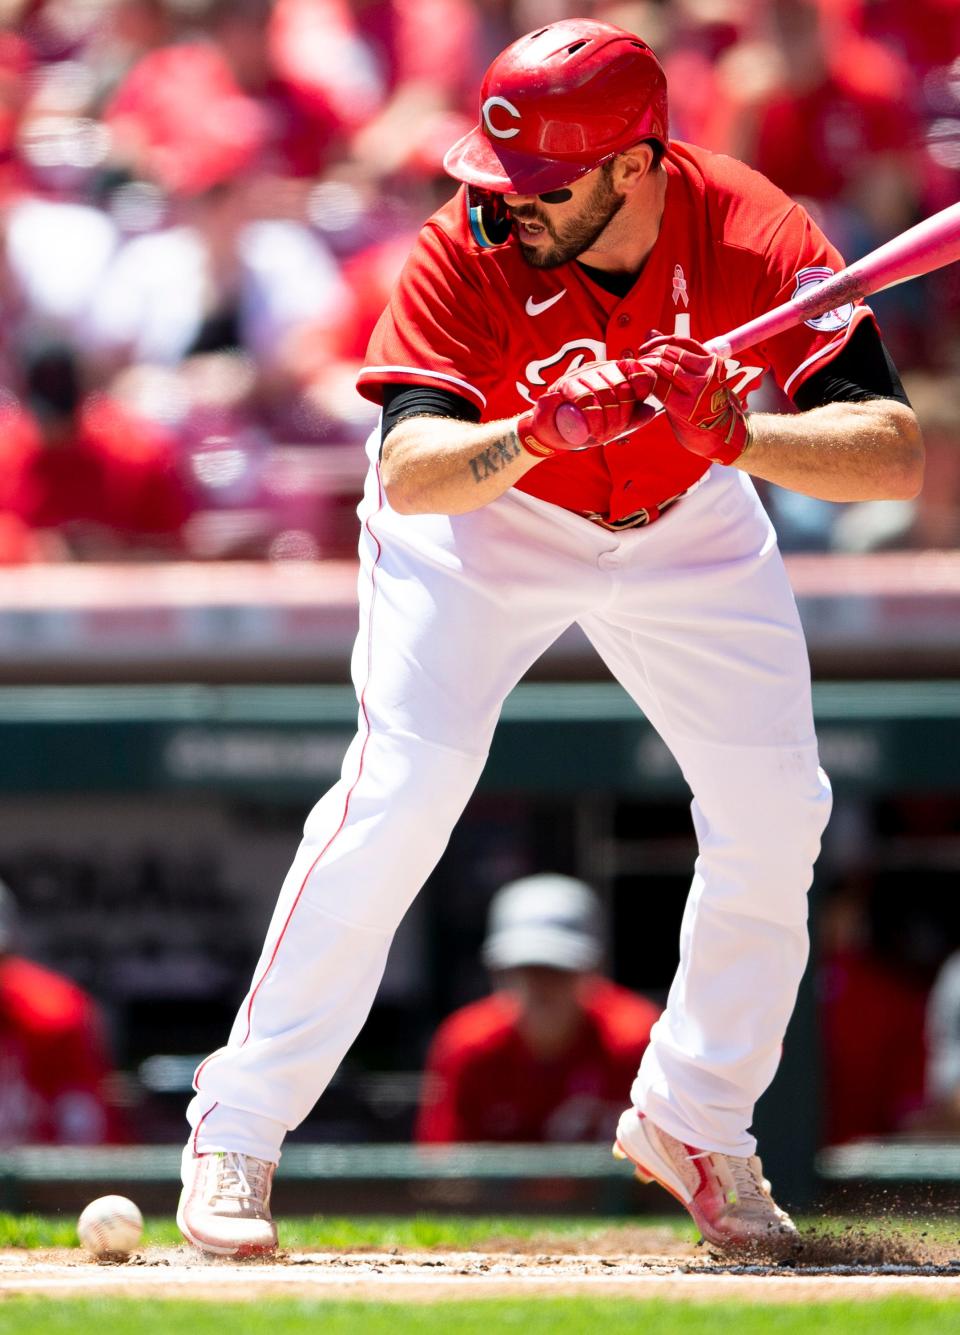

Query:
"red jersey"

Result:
[[0, 956, 121, 1146], [415, 978, 660, 1144], [359, 141, 874, 525]]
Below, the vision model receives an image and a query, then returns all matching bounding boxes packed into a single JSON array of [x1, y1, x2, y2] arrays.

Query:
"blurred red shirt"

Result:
[[104, 42, 267, 195], [0, 955, 123, 1146], [416, 978, 660, 1144], [819, 947, 928, 1145], [0, 393, 191, 548], [822, 0, 960, 75], [748, 39, 918, 203]]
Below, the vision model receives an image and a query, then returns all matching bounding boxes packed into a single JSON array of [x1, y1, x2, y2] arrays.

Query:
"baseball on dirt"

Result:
[[77, 1195, 144, 1256]]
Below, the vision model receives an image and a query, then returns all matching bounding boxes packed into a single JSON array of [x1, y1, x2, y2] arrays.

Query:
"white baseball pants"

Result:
[[187, 440, 831, 1162]]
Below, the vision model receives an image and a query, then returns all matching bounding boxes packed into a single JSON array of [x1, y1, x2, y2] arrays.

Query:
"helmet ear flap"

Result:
[[466, 187, 512, 247]]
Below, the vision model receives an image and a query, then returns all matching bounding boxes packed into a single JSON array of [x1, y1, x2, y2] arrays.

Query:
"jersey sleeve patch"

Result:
[[792, 266, 856, 332]]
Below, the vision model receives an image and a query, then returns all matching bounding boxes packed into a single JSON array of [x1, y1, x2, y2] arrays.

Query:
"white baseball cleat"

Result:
[[177, 1148, 278, 1257], [613, 1108, 798, 1253]]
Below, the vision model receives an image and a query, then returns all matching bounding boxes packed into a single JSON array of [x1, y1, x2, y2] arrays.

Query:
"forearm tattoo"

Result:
[[467, 429, 522, 483]]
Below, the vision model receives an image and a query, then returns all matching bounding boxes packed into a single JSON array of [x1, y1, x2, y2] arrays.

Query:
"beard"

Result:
[[512, 167, 627, 269]]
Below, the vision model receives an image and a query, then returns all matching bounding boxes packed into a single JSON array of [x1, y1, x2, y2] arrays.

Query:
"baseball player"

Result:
[[178, 19, 922, 1256]]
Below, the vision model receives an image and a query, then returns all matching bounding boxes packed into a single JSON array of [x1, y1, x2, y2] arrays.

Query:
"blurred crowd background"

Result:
[[0, 0, 957, 563]]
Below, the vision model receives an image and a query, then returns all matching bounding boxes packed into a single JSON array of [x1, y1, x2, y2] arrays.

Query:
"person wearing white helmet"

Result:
[[416, 875, 660, 1144]]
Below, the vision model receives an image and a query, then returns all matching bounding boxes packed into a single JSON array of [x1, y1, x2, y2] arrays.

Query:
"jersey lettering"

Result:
[[672, 314, 762, 398], [520, 338, 607, 394], [723, 358, 764, 397]]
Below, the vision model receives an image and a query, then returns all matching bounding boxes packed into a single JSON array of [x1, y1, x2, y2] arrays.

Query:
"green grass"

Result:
[[3, 1210, 959, 1253], [0, 1214, 80, 1249], [0, 1212, 697, 1251], [1, 1299, 959, 1334], [1, 1216, 958, 1331]]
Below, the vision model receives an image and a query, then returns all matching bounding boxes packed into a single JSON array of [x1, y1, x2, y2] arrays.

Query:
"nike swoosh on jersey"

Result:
[[525, 290, 567, 316]]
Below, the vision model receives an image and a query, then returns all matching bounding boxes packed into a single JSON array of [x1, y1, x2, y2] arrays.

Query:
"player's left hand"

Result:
[[637, 333, 752, 465]]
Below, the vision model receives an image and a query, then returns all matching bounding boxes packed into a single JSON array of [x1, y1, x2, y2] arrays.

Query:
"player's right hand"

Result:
[[634, 333, 752, 465], [516, 359, 656, 458]]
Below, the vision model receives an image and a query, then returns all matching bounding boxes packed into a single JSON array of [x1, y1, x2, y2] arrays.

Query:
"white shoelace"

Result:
[[726, 1164, 763, 1206], [688, 1149, 769, 1207], [726, 1156, 771, 1207], [215, 1152, 269, 1204]]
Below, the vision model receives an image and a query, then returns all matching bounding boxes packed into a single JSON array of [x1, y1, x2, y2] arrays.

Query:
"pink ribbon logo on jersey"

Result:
[[672, 264, 689, 307], [793, 267, 855, 332]]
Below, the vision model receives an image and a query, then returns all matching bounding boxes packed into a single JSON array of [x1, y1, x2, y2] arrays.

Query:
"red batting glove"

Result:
[[516, 359, 656, 458], [637, 333, 752, 465]]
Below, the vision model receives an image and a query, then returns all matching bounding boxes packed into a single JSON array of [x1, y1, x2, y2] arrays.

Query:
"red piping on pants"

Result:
[[190, 471, 387, 1152]]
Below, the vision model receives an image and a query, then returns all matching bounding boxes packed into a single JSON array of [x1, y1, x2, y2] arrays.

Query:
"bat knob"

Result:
[[555, 403, 591, 447]]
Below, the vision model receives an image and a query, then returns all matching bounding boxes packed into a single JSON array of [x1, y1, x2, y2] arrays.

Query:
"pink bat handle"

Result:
[[553, 200, 960, 445]]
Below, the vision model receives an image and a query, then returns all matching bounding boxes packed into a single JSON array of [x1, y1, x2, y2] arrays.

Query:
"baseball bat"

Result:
[[553, 200, 960, 446]]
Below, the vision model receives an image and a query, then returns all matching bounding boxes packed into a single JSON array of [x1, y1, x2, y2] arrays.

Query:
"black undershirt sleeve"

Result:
[[380, 383, 481, 448], [791, 318, 910, 410]]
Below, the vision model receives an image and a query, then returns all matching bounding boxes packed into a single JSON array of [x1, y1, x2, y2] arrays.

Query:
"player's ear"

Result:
[[615, 143, 657, 194]]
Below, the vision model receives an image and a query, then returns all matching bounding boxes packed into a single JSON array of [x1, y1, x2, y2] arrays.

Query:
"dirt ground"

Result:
[[3, 1229, 960, 1303]]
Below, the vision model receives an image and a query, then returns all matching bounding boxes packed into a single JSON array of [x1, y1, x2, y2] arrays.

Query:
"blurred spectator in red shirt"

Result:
[[818, 864, 938, 1146], [650, 0, 748, 148], [820, 938, 928, 1144], [416, 875, 660, 1144], [0, 29, 33, 202], [0, 336, 192, 559], [821, 0, 960, 78], [706, 0, 921, 239], [0, 878, 124, 1146], [104, 39, 269, 198], [123, 0, 478, 186], [345, 0, 479, 182]]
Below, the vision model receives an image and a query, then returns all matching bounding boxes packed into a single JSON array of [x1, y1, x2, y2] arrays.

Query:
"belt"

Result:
[[581, 486, 688, 532]]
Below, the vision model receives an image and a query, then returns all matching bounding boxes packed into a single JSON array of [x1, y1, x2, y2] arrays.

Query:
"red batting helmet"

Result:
[[444, 19, 669, 196]]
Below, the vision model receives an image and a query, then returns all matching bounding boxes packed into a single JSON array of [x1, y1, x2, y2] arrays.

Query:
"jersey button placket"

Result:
[[615, 311, 634, 358]]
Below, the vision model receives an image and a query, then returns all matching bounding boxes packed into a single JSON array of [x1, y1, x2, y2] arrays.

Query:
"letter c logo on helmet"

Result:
[[444, 19, 669, 197], [482, 96, 521, 140]]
